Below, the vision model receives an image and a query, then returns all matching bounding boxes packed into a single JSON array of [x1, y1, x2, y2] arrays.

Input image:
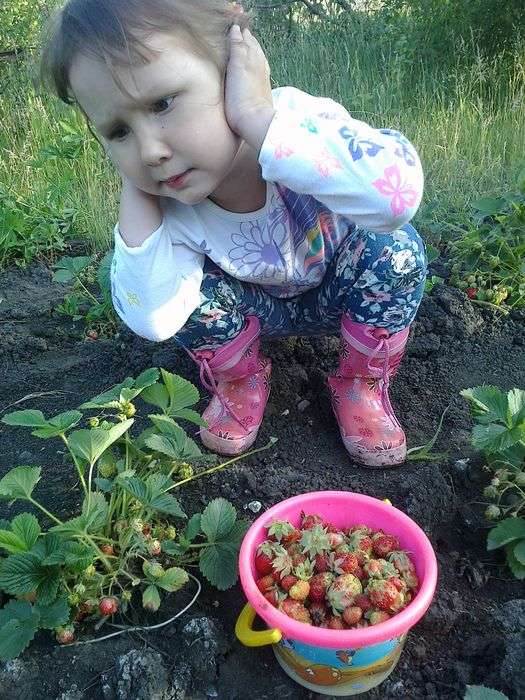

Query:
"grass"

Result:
[[0, 15, 524, 261]]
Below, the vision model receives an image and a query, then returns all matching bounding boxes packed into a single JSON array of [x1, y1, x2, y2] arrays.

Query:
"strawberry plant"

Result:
[[0, 368, 271, 661], [461, 385, 525, 579], [446, 170, 525, 310], [52, 253, 118, 339]]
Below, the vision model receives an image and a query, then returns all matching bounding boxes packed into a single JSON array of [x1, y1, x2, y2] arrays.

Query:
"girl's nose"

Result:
[[138, 130, 172, 167]]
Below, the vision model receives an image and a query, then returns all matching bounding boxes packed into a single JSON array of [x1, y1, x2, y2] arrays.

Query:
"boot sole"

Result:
[[342, 437, 407, 468], [199, 426, 259, 456]]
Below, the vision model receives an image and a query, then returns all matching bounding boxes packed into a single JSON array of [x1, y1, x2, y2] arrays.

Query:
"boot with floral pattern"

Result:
[[191, 316, 271, 456], [327, 315, 410, 467]]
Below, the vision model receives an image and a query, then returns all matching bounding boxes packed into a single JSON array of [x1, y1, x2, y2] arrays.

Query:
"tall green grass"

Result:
[[0, 18, 524, 259]]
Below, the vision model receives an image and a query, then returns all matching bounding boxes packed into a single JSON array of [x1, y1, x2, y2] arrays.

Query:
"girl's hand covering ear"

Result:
[[224, 24, 274, 138]]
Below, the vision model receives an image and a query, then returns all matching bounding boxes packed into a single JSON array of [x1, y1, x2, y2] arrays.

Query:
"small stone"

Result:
[[245, 500, 262, 513], [280, 408, 290, 416], [297, 399, 310, 412]]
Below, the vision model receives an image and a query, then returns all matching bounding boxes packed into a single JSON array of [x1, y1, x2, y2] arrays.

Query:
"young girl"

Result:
[[39, 0, 426, 468]]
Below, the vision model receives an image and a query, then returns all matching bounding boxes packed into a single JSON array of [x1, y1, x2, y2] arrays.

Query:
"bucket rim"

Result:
[[238, 490, 438, 649]]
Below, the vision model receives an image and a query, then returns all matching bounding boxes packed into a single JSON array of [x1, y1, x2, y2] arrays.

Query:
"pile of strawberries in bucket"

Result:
[[254, 512, 419, 628]]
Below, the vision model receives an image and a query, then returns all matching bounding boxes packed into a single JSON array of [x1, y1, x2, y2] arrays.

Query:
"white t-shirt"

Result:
[[111, 86, 424, 341]]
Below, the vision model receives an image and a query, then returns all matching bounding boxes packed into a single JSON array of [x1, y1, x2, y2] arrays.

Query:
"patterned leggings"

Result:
[[172, 224, 427, 351]]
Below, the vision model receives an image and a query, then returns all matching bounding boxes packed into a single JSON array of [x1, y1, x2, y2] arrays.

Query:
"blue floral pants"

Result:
[[173, 223, 427, 351]]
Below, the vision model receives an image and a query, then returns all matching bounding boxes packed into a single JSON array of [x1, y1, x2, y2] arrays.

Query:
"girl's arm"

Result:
[[118, 175, 162, 247]]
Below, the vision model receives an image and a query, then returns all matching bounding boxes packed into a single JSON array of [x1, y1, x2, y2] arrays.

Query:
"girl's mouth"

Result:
[[163, 169, 192, 189]]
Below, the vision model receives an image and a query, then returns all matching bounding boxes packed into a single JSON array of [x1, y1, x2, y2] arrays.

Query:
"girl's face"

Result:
[[69, 30, 243, 206]]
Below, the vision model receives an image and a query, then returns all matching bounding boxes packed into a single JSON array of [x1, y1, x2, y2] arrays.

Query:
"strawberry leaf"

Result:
[[460, 386, 509, 424], [512, 538, 525, 565], [141, 384, 169, 411], [34, 596, 69, 629], [32, 410, 83, 438], [68, 420, 133, 465], [471, 424, 522, 454], [200, 498, 237, 541], [505, 543, 525, 580], [156, 566, 188, 592], [0, 467, 41, 501], [1, 410, 47, 428], [487, 517, 525, 551], [0, 600, 39, 661], [160, 370, 199, 413], [185, 514, 202, 542], [199, 543, 239, 591], [508, 388, 525, 427], [11, 513, 41, 551]]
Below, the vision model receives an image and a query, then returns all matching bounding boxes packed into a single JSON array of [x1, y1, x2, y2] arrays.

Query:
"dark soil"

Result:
[[1, 253, 524, 700]]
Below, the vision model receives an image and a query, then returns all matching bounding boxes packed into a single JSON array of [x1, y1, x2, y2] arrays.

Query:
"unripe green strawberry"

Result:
[[165, 526, 177, 540], [88, 417, 100, 428], [178, 463, 194, 479], [485, 505, 501, 520], [122, 590, 133, 602], [73, 583, 86, 595], [121, 401, 136, 418], [514, 472, 525, 487], [83, 564, 96, 579], [68, 593, 81, 606], [98, 462, 117, 478], [56, 625, 75, 645], [483, 485, 499, 499], [131, 518, 144, 533], [289, 580, 310, 601]]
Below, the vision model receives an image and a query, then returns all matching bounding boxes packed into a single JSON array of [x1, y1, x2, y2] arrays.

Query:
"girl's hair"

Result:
[[37, 0, 254, 106]]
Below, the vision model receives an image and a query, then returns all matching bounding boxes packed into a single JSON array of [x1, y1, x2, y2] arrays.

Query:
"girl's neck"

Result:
[[207, 142, 267, 213]]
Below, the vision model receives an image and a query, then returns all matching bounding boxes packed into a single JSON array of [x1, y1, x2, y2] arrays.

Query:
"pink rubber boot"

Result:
[[327, 315, 410, 468], [190, 316, 271, 456]]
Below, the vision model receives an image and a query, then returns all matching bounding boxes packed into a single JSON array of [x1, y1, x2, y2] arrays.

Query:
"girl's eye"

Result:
[[151, 95, 176, 114], [109, 126, 128, 141]]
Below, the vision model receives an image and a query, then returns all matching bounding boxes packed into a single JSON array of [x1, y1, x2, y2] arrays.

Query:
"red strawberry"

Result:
[[255, 544, 274, 575], [256, 575, 274, 593], [326, 615, 345, 630], [281, 575, 298, 592], [291, 553, 307, 568], [372, 533, 400, 558], [55, 625, 75, 644], [300, 512, 324, 530], [263, 590, 279, 606], [388, 576, 406, 592], [328, 531, 345, 548], [314, 553, 330, 572], [280, 598, 312, 624], [100, 544, 115, 556], [332, 552, 361, 576], [282, 528, 302, 545], [366, 580, 399, 611], [466, 287, 478, 299], [86, 329, 98, 340], [342, 606, 363, 626], [325, 523, 341, 534], [327, 574, 362, 613], [99, 596, 119, 616], [309, 572, 334, 602], [271, 569, 282, 583], [354, 594, 372, 612], [309, 601, 328, 626]]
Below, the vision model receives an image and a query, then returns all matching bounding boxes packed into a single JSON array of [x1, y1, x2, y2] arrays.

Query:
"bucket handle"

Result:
[[235, 603, 282, 647]]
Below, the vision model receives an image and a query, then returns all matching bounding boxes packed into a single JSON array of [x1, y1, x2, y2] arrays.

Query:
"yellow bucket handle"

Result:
[[235, 603, 282, 647], [236, 499, 392, 648]]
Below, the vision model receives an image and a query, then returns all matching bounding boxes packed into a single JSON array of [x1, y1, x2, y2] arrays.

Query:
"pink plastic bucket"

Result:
[[236, 491, 438, 696]]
